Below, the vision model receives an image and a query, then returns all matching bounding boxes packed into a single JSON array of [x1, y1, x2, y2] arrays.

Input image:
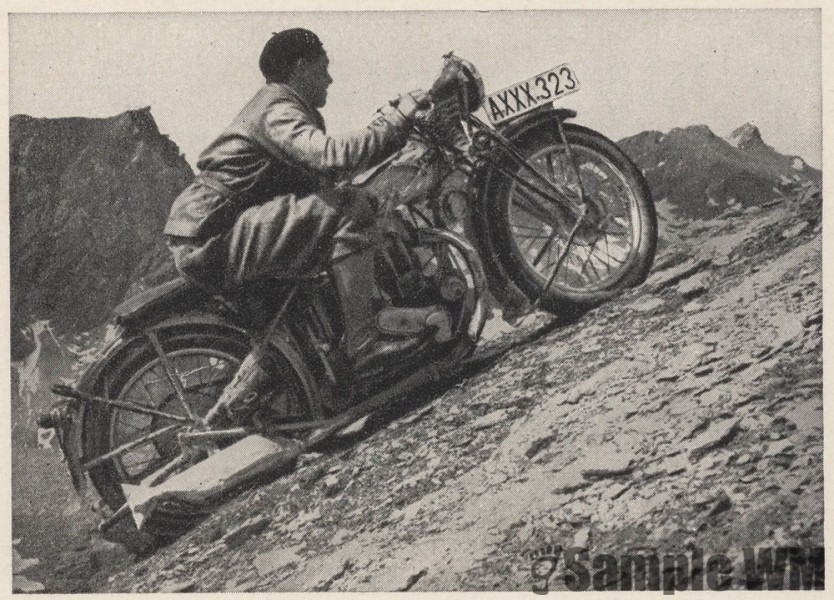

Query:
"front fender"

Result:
[[496, 105, 577, 140]]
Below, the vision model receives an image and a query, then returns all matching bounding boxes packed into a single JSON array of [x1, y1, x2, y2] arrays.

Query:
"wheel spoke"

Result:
[[513, 231, 557, 240], [147, 331, 199, 422], [511, 186, 563, 226], [497, 139, 578, 206], [578, 237, 603, 282], [114, 417, 149, 434], [121, 448, 159, 472], [547, 151, 563, 183], [510, 222, 550, 233], [602, 230, 612, 275], [503, 135, 646, 294], [531, 229, 560, 268], [140, 379, 157, 405]]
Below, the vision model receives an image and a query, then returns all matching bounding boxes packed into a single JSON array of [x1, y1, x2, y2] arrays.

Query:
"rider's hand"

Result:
[[393, 89, 432, 120]]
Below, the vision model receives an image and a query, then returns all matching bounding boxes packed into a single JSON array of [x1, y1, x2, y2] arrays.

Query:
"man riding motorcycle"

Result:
[[164, 28, 429, 417]]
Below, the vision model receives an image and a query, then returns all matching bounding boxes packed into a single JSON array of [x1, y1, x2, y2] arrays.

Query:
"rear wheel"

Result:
[[84, 324, 322, 538], [486, 121, 657, 318]]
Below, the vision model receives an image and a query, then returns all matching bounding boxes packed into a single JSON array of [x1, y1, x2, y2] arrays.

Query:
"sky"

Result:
[[9, 9, 822, 168]]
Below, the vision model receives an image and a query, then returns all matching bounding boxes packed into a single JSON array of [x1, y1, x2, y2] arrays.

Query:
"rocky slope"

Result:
[[38, 181, 812, 593], [12, 123, 822, 592], [10, 109, 191, 359]]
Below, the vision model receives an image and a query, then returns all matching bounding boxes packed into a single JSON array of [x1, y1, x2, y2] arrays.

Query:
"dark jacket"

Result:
[[164, 82, 408, 239]]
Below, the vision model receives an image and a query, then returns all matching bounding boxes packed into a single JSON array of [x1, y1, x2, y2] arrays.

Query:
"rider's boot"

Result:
[[331, 246, 426, 372], [205, 346, 277, 426]]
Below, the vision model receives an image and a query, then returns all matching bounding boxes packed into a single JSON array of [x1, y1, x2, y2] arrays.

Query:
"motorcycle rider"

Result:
[[164, 28, 428, 417]]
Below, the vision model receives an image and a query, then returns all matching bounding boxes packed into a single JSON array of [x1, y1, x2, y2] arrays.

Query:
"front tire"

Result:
[[486, 120, 657, 318]]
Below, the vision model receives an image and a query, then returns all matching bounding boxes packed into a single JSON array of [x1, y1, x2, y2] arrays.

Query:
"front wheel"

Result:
[[486, 120, 657, 318]]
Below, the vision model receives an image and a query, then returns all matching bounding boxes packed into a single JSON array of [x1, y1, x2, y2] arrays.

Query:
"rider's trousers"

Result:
[[167, 186, 379, 293], [167, 187, 382, 416]]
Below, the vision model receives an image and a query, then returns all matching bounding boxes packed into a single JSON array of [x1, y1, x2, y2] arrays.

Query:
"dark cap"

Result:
[[259, 28, 325, 83]]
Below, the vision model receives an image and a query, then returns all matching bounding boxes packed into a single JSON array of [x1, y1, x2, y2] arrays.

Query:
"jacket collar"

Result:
[[267, 82, 325, 131], [268, 82, 315, 113]]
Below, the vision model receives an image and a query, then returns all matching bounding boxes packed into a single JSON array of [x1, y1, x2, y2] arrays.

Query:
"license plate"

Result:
[[485, 63, 580, 125]]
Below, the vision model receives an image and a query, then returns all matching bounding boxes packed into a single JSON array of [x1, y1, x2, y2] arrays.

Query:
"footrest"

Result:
[[122, 434, 302, 530]]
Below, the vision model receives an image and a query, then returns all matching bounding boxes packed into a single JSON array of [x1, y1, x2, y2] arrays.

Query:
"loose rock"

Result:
[[764, 439, 795, 457], [647, 257, 712, 292], [254, 544, 305, 576], [580, 446, 636, 479], [573, 525, 591, 548], [782, 221, 809, 239], [158, 579, 198, 593], [323, 474, 345, 498], [802, 308, 822, 328], [551, 465, 591, 494], [223, 516, 272, 549], [677, 272, 711, 299], [689, 418, 741, 460], [691, 489, 733, 520], [471, 409, 508, 431], [632, 296, 666, 312]]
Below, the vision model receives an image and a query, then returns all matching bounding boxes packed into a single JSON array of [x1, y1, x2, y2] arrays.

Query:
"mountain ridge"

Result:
[[618, 122, 820, 222], [10, 108, 192, 359]]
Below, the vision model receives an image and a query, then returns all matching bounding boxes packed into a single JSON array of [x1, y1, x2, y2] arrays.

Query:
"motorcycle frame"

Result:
[[45, 104, 570, 519]]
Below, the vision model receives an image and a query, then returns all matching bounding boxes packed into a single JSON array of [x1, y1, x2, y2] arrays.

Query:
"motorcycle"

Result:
[[40, 54, 657, 541]]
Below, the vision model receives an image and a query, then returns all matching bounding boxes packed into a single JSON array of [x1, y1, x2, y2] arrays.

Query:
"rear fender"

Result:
[[57, 312, 251, 496], [77, 312, 250, 394]]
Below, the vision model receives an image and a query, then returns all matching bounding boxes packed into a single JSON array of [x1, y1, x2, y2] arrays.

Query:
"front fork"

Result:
[[469, 114, 591, 311]]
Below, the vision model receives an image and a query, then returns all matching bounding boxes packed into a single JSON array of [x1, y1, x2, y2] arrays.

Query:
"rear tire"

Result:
[[84, 323, 323, 540], [486, 120, 657, 318]]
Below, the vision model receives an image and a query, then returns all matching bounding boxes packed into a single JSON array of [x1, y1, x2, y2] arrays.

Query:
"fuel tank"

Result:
[[356, 139, 445, 208]]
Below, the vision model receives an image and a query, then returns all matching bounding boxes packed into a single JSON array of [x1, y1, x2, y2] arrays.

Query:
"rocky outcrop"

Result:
[[10, 108, 192, 358], [618, 124, 820, 222], [727, 123, 767, 151]]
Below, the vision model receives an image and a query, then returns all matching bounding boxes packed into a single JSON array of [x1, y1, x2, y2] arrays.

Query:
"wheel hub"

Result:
[[150, 391, 216, 456], [571, 196, 608, 246]]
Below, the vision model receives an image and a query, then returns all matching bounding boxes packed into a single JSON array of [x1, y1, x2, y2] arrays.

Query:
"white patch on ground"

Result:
[[37, 428, 55, 450], [13, 545, 45, 593], [479, 309, 517, 341]]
